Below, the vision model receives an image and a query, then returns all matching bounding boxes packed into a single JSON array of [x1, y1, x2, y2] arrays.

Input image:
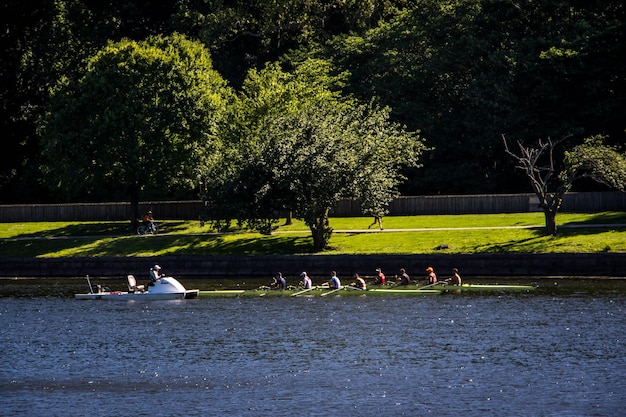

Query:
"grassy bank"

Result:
[[0, 212, 624, 257]]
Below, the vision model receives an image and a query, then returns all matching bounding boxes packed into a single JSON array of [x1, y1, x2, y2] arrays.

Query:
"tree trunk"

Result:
[[311, 225, 326, 252], [129, 183, 140, 231], [283, 210, 293, 226], [543, 208, 558, 236], [310, 210, 332, 252]]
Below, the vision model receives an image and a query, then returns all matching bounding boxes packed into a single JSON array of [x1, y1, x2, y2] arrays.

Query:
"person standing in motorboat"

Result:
[[299, 272, 312, 289], [426, 266, 437, 285], [149, 264, 164, 285], [328, 271, 341, 289]]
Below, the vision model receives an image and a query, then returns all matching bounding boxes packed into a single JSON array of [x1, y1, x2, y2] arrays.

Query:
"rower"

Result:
[[328, 271, 341, 289], [449, 268, 462, 286], [426, 266, 437, 285], [299, 272, 312, 289], [270, 272, 287, 290], [396, 268, 411, 286], [374, 268, 386, 286], [352, 273, 367, 290]]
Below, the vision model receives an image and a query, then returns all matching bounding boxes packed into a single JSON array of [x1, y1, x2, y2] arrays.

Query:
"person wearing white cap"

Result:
[[299, 272, 312, 289], [149, 264, 164, 284], [374, 268, 386, 286]]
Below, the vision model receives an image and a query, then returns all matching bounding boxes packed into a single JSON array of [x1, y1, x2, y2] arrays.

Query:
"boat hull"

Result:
[[198, 283, 536, 297], [199, 287, 442, 297], [75, 276, 199, 300], [75, 289, 199, 300], [433, 283, 536, 292]]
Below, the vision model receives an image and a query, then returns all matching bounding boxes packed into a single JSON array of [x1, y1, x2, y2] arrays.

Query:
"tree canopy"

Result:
[[313, 0, 626, 194], [202, 61, 425, 251], [1, 0, 624, 203], [41, 33, 230, 222]]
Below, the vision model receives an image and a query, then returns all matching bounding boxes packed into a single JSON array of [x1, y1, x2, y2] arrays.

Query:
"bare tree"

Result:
[[503, 135, 626, 235]]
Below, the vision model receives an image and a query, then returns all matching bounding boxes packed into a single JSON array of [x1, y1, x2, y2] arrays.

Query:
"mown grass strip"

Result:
[[0, 212, 624, 257]]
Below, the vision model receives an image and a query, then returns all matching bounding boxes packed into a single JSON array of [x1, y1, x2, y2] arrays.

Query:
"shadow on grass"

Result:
[[472, 229, 548, 253], [473, 226, 625, 253], [561, 212, 626, 226], [12, 221, 192, 238], [0, 234, 317, 257], [0, 238, 92, 257]]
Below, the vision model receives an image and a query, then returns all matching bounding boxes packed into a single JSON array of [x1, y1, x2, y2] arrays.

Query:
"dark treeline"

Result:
[[2, 0, 624, 203]]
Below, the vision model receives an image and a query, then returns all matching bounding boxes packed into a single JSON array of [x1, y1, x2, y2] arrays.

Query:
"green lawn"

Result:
[[0, 212, 624, 257]]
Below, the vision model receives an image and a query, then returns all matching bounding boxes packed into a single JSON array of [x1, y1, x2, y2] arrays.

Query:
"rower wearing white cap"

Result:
[[299, 272, 312, 289], [149, 264, 164, 284], [374, 268, 386, 286]]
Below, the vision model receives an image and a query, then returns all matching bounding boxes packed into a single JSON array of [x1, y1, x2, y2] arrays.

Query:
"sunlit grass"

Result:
[[0, 212, 624, 257]]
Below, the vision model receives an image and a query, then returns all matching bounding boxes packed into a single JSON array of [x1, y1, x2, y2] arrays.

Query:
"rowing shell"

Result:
[[199, 287, 442, 298], [432, 283, 536, 292]]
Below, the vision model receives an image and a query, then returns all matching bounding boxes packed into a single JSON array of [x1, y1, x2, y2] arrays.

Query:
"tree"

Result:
[[41, 33, 230, 226], [274, 100, 424, 251], [200, 59, 347, 234], [503, 135, 626, 235], [1, 0, 184, 203], [313, 0, 626, 194], [203, 60, 425, 251]]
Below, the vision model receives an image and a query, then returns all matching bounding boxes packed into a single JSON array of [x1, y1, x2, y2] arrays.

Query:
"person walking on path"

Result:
[[368, 216, 383, 230]]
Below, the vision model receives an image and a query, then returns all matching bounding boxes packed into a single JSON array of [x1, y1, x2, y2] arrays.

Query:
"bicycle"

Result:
[[137, 221, 158, 235]]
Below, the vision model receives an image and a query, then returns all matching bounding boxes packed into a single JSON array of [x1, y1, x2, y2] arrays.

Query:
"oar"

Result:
[[320, 286, 345, 297], [291, 286, 317, 297], [419, 279, 450, 290]]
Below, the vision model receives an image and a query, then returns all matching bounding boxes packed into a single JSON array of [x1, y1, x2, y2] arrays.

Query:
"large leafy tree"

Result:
[[1, 0, 96, 202], [1, 0, 183, 203], [203, 60, 425, 251], [503, 135, 626, 235], [314, 0, 626, 194], [41, 33, 230, 225]]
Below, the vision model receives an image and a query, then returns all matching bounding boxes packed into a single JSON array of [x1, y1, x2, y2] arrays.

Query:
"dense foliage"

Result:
[[202, 61, 425, 250], [2, 0, 625, 203], [41, 34, 229, 222]]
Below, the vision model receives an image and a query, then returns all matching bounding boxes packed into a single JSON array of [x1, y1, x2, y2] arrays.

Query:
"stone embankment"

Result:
[[1, 252, 624, 279]]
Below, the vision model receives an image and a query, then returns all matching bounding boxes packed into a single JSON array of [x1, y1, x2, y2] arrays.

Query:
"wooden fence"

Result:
[[332, 192, 626, 216], [0, 192, 624, 222]]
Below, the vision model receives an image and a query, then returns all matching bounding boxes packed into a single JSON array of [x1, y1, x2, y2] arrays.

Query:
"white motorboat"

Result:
[[75, 275, 199, 300]]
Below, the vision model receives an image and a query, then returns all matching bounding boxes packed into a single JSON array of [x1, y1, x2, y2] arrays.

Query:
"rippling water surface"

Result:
[[1, 280, 624, 416]]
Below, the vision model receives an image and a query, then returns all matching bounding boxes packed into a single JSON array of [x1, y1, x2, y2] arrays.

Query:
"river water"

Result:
[[1, 279, 624, 416]]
